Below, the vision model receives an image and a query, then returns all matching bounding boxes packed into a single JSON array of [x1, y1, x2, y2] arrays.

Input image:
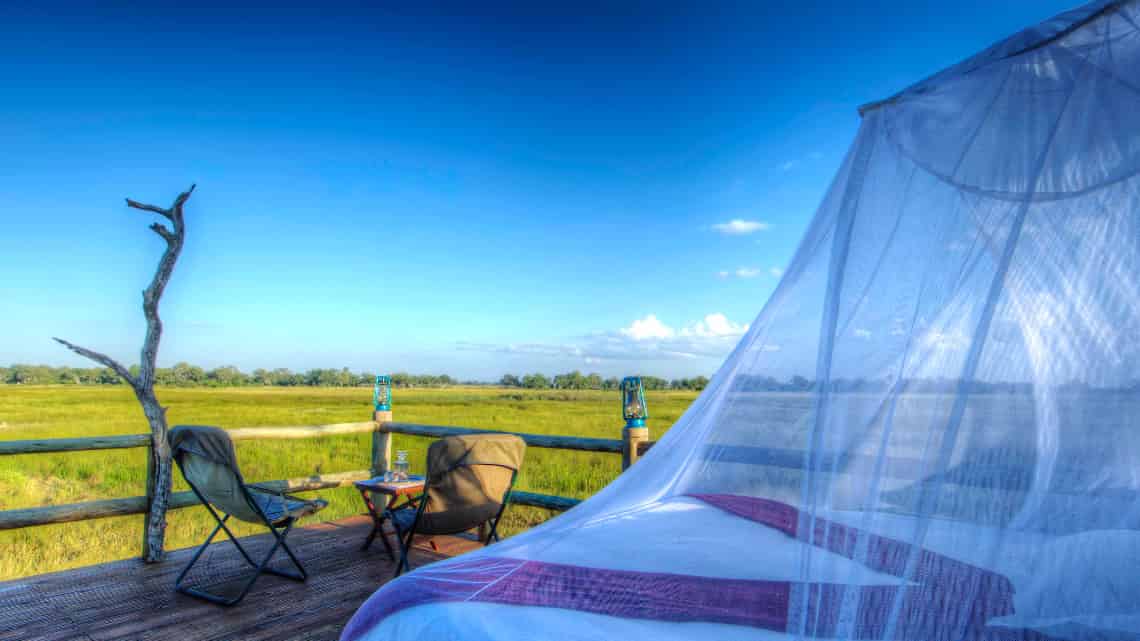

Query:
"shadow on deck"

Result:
[[0, 515, 482, 641]]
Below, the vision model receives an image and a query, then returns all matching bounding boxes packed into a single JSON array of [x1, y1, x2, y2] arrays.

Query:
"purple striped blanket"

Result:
[[341, 494, 1035, 641]]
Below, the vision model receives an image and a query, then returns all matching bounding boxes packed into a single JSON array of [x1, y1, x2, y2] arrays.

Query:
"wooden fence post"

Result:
[[141, 431, 173, 562], [372, 409, 393, 478], [621, 424, 649, 471], [143, 441, 156, 557]]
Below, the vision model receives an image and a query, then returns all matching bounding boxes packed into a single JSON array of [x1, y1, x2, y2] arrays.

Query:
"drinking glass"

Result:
[[394, 450, 410, 481]]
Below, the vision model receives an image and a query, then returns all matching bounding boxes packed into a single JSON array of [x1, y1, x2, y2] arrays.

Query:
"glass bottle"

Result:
[[394, 450, 410, 481]]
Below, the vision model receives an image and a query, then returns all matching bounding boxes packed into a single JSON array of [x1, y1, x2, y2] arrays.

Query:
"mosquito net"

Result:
[[343, 3, 1140, 639]]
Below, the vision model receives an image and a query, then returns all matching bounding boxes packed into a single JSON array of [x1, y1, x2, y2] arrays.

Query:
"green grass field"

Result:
[[0, 385, 696, 581]]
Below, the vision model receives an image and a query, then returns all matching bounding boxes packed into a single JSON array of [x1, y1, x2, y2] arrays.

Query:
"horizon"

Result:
[[0, 1, 1081, 379]]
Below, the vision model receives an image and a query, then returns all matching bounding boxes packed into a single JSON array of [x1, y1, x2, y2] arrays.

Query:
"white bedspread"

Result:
[[350, 496, 1140, 641]]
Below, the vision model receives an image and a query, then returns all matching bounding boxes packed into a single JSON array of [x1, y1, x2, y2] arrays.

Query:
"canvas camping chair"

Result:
[[387, 433, 525, 576], [169, 424, 328, 606]]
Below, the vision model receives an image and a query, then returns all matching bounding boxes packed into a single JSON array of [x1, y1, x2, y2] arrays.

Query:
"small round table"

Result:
[[353, 476, 425, 559]]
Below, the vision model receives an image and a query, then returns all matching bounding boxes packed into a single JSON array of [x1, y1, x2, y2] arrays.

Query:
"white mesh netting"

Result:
[[344, 3, 1140, 639]]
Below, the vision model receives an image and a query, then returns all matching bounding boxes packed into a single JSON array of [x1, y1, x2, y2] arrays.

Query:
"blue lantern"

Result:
[[373, 374, 392, 411], [620, 376, 647, 427]]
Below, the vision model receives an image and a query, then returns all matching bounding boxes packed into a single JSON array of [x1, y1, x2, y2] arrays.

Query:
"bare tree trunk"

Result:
[[55, 184, 195, 563], [137, 388, 174, 561]]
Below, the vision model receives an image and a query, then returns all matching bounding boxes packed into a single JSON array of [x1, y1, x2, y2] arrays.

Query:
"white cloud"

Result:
[[680, 313, 749, 338], [620, 314, 675, 341], [718, 266, 775, 280], [853, 328, 872, 340], [779, 160, 799, 172], [456, 342, 585, 358], [457, 313, 753, 363], [711, 219, 770, 235]]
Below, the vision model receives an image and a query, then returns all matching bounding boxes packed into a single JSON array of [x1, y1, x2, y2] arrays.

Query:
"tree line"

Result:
[[0, 364, 709, 390], [498, 372, 709, 391], [10, 362, 1135, 393]]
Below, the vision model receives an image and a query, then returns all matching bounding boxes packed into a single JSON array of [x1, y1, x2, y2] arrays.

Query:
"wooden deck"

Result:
[[0, 515, 482, 641]]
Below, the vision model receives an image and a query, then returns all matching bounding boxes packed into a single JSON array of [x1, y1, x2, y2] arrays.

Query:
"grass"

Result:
[[0, 385, 696, 581]]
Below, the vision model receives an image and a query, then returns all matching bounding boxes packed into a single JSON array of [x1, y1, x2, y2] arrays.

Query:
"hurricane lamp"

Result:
[[621, 376, 647, 427], [373, 374, 392, 411]]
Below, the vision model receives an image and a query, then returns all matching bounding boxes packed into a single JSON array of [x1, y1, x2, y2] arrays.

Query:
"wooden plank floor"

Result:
[[0, 515, 482, 641]]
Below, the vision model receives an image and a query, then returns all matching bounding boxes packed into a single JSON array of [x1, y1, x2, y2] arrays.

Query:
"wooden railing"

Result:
[[0, 410, 654, 556]]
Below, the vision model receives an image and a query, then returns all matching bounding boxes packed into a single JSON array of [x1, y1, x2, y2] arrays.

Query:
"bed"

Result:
[[341, 494, 1139, 641]]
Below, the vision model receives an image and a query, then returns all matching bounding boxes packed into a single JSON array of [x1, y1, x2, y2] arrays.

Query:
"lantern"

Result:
[[373, 374, 392, 411], [620, 376, 647, 427]]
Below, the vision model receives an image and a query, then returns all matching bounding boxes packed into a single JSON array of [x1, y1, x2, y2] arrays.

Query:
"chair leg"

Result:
[[175, 517, 227, 589], [393, 528, 415, 578], [361, 523, 379, 552], [221, 517, 306, 580], [176, 519, 306, 606], [485, 517, 503, 545], [378, 521, 397, 561], [270, 523, 308, 580]]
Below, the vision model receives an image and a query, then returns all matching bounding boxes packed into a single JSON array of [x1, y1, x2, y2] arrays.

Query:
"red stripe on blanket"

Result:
[[688, 493, 1016, 619]]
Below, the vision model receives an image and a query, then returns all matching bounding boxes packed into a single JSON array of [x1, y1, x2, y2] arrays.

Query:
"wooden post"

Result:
[[621, 424, 649, 471], [143, 441, 155, 557], [139, 397, 173, 562], [371, 409, 393, 479]]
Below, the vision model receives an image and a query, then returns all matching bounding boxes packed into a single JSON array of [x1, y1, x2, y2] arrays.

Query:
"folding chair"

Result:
[[388, 433, 526, 576], [169, 424, 328, 606]]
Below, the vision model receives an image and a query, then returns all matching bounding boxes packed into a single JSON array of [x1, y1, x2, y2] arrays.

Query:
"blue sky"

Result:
[[0, 1, 1080, 380]]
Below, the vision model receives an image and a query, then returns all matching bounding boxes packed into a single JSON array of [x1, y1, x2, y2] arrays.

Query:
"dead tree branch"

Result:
[[128, 183, 194, 391], [55, 184, 196, 562], [52, 337, 137, 387]]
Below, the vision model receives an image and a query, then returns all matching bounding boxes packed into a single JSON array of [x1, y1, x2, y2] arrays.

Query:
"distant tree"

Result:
[[522, 372, 551, 389], [790, 375, 812, 391], [166, 362, 205, 386], [9, 364, 32, 384], [97, 367, 123, 385], [499, 374, 521, 387], [208, 365, 246, 387], [268, 368, 296, 386]]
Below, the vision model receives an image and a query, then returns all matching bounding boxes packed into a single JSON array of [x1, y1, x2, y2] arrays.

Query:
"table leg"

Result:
[[377, 505, 397, 561], [359, 488, 384, 552]]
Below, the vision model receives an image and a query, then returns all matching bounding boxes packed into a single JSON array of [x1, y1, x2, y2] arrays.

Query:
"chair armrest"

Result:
[[246, 483, 280, 495], [246, 484, 311, 504], [245, 484, 289, 518]]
